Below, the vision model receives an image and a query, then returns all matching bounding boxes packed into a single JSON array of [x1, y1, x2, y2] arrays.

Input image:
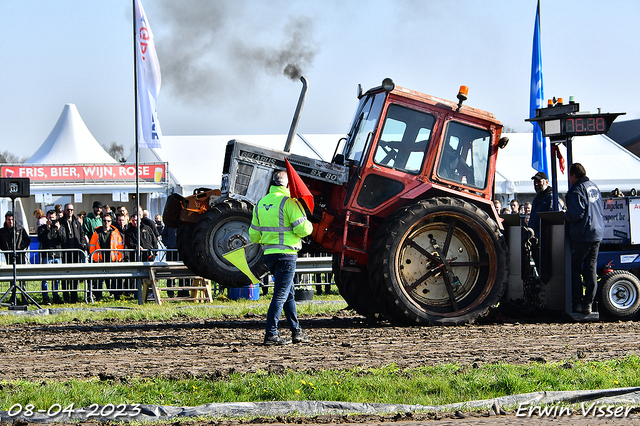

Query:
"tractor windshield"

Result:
[[436, 121, 491, 189], [344, 92, 386, 166], [373, 104, 435, 174]]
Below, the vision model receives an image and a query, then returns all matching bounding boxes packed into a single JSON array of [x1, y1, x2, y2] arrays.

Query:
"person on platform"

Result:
[[249, 170, 314, 346], [529, 171, 555, 236], [565, 163, 604, 315]]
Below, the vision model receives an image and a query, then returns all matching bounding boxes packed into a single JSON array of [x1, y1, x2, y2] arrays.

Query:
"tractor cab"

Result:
[[334, 78, 503, 220]]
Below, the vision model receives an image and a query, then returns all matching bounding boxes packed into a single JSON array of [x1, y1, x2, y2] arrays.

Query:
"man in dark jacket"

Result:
[[565, 163, 604, 315], [125, 214, 158, 261], [0, 211, 30, 265], [58, 203, 87, 303], [529, 171, 555, 237], [37, 210, 63, 304]]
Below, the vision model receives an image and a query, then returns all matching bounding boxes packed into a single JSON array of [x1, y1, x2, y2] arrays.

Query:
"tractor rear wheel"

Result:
[[192, 199, 267, 287], [176, 223, 203, 276], [369, 197, 508, 325], [600, 270, 640, 319]]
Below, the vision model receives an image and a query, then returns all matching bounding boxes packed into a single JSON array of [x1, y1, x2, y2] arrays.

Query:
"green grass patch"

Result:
[[1, 356, 639, 410], [0, 289, 347, 326]]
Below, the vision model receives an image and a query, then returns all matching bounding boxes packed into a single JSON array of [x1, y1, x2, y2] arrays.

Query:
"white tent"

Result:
[[496, 133, 640, 196], [25, 104, 117, 164]]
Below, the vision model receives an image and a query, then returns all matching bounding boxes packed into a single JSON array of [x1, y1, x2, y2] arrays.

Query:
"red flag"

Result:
[[284, 158, 314, 212], [551, 144, 565, 174]]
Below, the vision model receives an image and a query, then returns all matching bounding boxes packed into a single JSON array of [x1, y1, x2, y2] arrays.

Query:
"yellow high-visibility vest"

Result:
[[249, 185, 313, 255]]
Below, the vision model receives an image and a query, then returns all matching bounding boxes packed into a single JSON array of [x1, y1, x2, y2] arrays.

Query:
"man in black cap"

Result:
[[529, 171, 555, 237], [83, 201, 103, 243]]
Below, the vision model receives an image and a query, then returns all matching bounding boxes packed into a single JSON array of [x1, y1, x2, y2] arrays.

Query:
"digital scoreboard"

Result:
[[538, 113, 621, 137], [526, 100, 624, 139]]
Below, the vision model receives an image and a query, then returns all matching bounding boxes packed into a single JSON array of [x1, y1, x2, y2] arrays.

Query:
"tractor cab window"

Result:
[[436, 121, 491, 189], [344, 91, 386, 166], [373, 104, 435, 174]]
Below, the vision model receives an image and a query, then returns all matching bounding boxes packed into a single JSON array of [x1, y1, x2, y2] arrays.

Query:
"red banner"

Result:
[[0, 164, 166, 183]]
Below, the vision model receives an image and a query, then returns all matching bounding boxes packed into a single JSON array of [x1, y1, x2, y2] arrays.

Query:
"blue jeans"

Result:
[[264, 255, 300, 337]]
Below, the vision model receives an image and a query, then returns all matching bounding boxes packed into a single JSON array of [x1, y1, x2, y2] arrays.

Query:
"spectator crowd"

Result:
[[0, 201, 176, 305]]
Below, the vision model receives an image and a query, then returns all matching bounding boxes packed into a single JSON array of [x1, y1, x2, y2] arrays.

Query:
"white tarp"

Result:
[[25, 104, 117, 165]]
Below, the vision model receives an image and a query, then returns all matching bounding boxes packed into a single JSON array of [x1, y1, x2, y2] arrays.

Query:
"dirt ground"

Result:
[[1, 311, 640, 425]]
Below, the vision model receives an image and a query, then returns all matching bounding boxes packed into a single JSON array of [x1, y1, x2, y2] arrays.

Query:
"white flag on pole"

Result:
[[134, 0, 162, 149]]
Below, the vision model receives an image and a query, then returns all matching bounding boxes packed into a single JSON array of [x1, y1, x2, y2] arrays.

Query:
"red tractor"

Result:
[[164, 78, 510, 325]]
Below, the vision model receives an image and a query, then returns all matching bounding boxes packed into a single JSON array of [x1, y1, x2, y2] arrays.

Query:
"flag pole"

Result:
[[133, 0, 142, 303]]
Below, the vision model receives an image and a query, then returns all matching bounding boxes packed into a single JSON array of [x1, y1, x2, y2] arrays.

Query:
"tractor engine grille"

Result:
[[234, 163, 254, 196]]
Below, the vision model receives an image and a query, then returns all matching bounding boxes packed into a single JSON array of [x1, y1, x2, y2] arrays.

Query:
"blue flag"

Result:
[[530, 0, 547, 175]]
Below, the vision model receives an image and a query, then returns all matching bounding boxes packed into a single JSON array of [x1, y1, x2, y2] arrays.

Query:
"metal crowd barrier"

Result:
[[0, 248, 333, 303]]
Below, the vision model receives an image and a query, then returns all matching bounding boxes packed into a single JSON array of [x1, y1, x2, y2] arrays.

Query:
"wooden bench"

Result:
[[141, 268, 214, 305]]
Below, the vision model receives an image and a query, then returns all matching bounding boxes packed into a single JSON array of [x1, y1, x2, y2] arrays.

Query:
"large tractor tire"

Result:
[[369, 197, 508, 325], [176, 223, 203, 276], [332, 254, 385, 321], [192, 199, 267, 287], [600, 270, 640, 319]]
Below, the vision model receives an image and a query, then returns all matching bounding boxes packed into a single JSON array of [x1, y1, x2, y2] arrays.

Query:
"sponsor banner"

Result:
[[602, 198, 630, 244], [0, 164, 167, 184]]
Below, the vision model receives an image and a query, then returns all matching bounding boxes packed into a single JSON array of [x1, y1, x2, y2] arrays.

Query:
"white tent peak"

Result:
[[25, 103, 117, 164]]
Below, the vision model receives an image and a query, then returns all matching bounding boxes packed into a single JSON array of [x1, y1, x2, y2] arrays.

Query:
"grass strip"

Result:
[[0, 293, 348, 325], [1, 356, 639, 410]]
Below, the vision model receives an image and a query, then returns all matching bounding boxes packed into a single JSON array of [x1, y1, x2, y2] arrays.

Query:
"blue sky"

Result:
[[1, 0, 638, 159]]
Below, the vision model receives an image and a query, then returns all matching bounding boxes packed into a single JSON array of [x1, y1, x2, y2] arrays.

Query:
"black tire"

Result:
[[600, 270, 640, 319], [332, 254, 385, 320], [369, 197, 508, 325], [176, 223, 203, 276], [192, 199, 267, 287]]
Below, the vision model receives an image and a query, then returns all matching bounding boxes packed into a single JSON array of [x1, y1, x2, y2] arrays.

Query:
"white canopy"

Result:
[[496, 133, 640, 195], [25, 104, 117, 164]]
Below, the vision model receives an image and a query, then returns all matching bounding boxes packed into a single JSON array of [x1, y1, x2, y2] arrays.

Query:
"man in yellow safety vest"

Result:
[[250, 170, 313, 345]]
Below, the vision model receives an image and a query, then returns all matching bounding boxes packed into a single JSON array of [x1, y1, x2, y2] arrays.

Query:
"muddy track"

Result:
[[1, 312, 639, 381]]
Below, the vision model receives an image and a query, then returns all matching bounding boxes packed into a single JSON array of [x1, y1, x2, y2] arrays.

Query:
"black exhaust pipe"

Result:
[[284, 76, 308, 152]]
